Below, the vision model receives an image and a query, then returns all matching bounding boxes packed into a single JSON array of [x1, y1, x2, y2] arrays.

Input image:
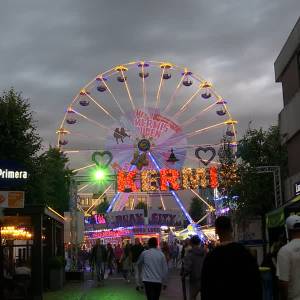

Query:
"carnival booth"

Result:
[[84, 209, 184, 246], [0, 205, 64, 299]]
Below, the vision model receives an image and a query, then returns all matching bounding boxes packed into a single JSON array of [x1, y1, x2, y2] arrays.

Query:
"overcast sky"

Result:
[[1, 0, 299, 149]]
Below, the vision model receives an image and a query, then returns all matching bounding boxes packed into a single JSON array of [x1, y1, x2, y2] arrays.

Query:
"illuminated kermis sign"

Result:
[[0, 160, 28, 187], [117, 167, 218, 192]]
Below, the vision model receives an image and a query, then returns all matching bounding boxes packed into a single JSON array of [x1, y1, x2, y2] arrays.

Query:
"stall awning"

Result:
[[266, 195, 300, 228]]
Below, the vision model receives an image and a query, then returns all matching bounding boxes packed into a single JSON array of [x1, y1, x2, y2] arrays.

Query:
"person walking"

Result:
[[114, 243, 123, 273], [106, 243, 115, 275], [91, 239, 107, 282], [121, 244, 132, 282], [170, 241, 179, 268], [131, 238, 144, 291], [201, 216, 262, 300], [183, 235, 205, 300], [160, 241, 170, 267], [137, 237, 168, 300], [277, 215, 300, 300]]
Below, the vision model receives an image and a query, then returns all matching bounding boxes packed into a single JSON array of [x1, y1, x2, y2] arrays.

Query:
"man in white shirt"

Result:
[[137, 237, 168, 300], [277, 215, 300, 300]]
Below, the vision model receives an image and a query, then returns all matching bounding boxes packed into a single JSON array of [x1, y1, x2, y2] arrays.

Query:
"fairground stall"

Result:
[[84, 209, 185, 247], [0, 205, 64, 300]]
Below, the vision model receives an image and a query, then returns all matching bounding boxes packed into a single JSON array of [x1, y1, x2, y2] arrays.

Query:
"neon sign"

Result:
[[117, 167, 218, 192], [87, 229, 131, 239]]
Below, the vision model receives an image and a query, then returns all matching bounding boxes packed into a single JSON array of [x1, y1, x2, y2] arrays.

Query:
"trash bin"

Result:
[[260, 267, 273, 300]]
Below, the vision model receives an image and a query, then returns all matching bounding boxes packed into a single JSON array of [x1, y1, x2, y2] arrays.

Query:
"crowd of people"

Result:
[[84, 214, 300, 300]]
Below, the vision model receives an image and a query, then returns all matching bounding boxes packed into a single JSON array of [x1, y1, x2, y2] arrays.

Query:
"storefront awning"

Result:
[[266, 195, 300, 228]]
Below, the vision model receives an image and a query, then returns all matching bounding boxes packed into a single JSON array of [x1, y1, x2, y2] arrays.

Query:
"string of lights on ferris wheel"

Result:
[[57, 69, 237, 151], [57, 60, 238, 220]]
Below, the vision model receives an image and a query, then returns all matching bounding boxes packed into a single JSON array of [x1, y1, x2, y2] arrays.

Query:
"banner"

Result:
[[106, 209, 145, 228], [84, 213, 107, 231], [0, 160, 28, 187], [0, 191, 24, 208], [148, 209, 183, 227]]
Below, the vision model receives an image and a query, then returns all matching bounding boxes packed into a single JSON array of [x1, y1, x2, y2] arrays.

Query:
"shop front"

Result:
[[0, 205, 64, 300], [266, 194, 300, 246]]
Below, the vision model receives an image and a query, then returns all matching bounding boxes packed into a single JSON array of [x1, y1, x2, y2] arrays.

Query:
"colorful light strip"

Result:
[[106, 192, 121, 213], [148, 152, 193, 223], [148, 152, 205, 241]]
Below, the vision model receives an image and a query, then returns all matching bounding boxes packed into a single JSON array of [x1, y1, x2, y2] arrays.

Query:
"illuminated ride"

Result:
[[57, 60, 238, 240]]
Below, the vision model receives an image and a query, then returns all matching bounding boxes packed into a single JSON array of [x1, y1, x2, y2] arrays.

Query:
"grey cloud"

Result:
[[0, 0, 299, 154]]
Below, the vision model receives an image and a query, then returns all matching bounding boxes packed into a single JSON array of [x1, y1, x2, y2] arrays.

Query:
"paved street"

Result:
[[44, 270, 189, 300]]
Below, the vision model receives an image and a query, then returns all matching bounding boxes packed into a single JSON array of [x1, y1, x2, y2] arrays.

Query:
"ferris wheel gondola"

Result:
[[57, 60, 238, 233]]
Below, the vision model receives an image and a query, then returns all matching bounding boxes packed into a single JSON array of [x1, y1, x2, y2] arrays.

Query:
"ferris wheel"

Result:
[[57, 60, 237, 224]]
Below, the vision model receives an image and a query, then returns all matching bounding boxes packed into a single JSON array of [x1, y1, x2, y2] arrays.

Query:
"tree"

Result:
[[218, 135, 239, 196], [0, 89, 42, 203], [234, 125, 288, 218], [189, 197, 204, 222], [96, 197, 109, 214], [39, 147, 72, 213], [135, 201, 148, 216]]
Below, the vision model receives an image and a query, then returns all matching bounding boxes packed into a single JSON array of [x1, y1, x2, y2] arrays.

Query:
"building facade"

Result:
[[275, 18, 300, 201]]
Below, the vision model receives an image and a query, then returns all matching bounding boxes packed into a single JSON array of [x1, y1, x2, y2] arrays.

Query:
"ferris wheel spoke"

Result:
[[187, 121, 227, 138], [78, 183, 95, 192], [190, 189, 214, 211], [163, 74, 185, 113], [73, 163, 96, 173], [86, 183, 114, 214], [70, 131, 106, 141], [172, 88, 202, 119], [181, 101, 218, 128], [101, 79, 125, 115], [148, 151, 194, 223], [152, 122, 225, 148], [159, 193, 166, 210], [142, 64, 147, 110], [121, 70, 136, 111], [72, 109, 110, 130], [155, 67, 166, 109], [85, 94, 117, 121]]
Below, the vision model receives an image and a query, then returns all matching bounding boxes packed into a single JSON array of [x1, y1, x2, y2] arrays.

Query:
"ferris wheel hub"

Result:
[[137, 138, 151, 152]]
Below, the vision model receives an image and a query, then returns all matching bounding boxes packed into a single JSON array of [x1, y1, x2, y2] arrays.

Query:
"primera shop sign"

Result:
[[0, 160, 28, 187], [0, 169, 28, 179]]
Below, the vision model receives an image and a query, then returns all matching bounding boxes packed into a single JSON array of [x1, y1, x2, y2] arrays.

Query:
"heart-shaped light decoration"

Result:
[[195, 146, 216, 166], [92, 151, 113, 169]]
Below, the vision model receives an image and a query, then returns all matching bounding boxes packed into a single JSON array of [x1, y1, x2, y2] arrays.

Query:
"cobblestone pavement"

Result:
[[44, 270, 192, 300]]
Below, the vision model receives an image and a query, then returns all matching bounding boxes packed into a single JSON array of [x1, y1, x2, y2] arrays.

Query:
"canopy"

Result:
[[266, 195, 300, 228]]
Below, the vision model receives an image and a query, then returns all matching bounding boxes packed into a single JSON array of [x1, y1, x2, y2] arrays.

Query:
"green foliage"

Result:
[[135, 201, 148, 216], [48, 256, 65, 269], [0, 89, 42, 203], [96, 198, 109, 214], [237, 126, 287, 169], [0, 88, 41, 161], [234, 125, 288, 218], [218, 135, 238, 195], [0, 89, 71, 211], [39, 147, 72, 213], [189, 197, 204, 222]]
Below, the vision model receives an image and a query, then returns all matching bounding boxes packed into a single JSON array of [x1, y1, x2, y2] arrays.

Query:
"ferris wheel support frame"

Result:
[[148, 152, 206, 241]]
